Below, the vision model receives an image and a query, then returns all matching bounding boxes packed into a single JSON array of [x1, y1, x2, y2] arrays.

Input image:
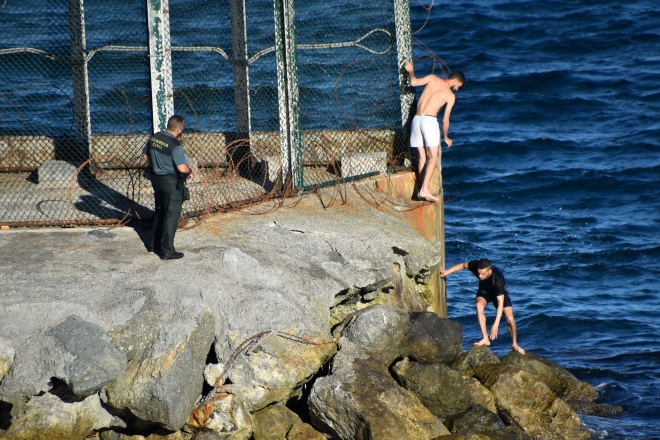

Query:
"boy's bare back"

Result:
[[416, 76, 455, 116]]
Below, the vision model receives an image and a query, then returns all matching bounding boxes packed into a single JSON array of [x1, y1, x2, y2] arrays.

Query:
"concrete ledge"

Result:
[[0, 136, 56, 169], [340, 152, 387, 178]]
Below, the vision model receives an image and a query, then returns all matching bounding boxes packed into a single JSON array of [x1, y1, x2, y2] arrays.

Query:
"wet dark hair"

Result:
[[477, 258, 491, 270], [448, 71, 466, 84], [167, 115, 185, 130]]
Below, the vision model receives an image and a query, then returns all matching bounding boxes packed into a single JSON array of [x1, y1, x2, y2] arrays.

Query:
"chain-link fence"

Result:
[[0, 0, 415, 227]]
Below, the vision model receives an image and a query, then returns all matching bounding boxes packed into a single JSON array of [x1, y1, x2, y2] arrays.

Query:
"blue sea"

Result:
[[2, 0, 659, 438], [412, 1, 660, 438]]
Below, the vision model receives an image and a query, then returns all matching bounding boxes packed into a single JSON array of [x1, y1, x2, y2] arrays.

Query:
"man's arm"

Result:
[[142, 153, 152, 168], [440, 262, 468, 278], [490, 295, 504, 340], [404, 61, 431, 88], [172, 145, 192, 175], [176, 163, 191, 175], [442, 96, 456, 148]]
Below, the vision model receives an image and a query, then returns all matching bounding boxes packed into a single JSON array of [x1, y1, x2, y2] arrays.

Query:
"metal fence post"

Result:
[[393, 0, 414, 129], [147, 0, 174, 133], [68, 0, 92, 158], [273, 0, 302, 190], [230, 0, 251, 139]]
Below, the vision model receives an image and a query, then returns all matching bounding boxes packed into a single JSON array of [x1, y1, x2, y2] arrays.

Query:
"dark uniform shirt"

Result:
[[142, 131, 188, 175], [467, 260, 511, 307]]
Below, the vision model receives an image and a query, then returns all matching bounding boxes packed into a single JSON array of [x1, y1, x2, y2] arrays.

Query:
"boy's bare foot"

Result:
[[473, 338, 491, 347], [417, 191, 439, 202], [512, 344, 525, 355]]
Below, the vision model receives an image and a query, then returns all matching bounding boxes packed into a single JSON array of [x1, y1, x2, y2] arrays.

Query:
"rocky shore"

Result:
[[0, 187, 620, 439]]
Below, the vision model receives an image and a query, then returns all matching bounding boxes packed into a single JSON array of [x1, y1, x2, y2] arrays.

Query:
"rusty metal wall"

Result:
[[0, 0, 413, 227]]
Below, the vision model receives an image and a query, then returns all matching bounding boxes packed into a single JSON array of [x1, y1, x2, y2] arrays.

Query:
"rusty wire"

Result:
[[201, 330, 335, 405], [0, 0, 456, 228]]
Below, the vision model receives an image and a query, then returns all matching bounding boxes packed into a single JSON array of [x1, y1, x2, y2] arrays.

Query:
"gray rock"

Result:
[[333, 304, 410, 365], [108, 289, 163, 362], [464, 378, 497, 414], [448, 404, 510, 439], [336, 307, 463, 369], [0, 337, 15, 381], [401, 312, 463, 365], [46, 315, 127, 397], [105, 309, 215, 431], [500, 351, 596, 401], [219, 330, 336, 411], [388, 253, 431, 312], [474, 364, 591, 440], [37, 160, 77, 186], [2, 392, 114, 440], [287, 419, 326, 440], [0, 187, 441, 428], [452, 345, 500, 378], [309, 339, 449, 439], [252, 404, 299, 439], [566, 399, 624, 416], [186, 392, 252, 440], [100, 429, 192, 440], [392, 357, 472, 422]]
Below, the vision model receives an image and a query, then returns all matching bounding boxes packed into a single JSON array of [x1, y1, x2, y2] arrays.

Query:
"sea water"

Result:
[[411, 1, 660, 438]]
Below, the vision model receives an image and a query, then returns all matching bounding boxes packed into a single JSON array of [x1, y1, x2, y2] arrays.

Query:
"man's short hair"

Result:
[[448, 71, 466, 85], [477, 258, 491, 270], [167, 115, 185, 131]]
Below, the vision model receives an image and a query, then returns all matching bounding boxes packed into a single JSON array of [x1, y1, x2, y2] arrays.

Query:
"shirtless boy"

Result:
[[404, 61, 465, 202], [441, 258, 525, 355]]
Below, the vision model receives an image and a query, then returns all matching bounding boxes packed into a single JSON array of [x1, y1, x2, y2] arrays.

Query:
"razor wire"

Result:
[[0, 0, 440, 229]]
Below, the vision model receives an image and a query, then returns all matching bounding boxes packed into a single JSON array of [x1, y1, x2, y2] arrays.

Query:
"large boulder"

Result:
[[452, 346, 500, 378], [474, 365, 590, 440], [392, 357, 472, 423], [47, 315, 127, 397], [332, 305, 410, 365], [308, 339, 449, 439], [463, 378, 497, 414], [334, 306, 463, 369], [251, 404, 299, 440], [500, 352, 596, 401], [286, 419, 326, 440], [448, 404, 510, 439], [401, 312, 463, 365], [104, 308, 215, 431], [1, 392, 116, 440], [219, 330, 336, 412], [251, 404, 325, 440], [565, 399, 623, 417], [186, 393, 252, 440]]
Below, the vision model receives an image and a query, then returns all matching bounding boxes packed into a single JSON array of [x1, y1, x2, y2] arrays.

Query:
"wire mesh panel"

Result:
[[0, 0, 412, 227], [0, 1, 84, 224], [294, 0, 406, 190]]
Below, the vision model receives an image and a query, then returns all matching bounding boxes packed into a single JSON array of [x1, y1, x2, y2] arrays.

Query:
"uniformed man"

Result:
[[142, 115, 191, 260]]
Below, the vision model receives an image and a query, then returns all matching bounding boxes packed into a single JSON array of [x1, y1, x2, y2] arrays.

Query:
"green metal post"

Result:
[[394, 0, 415, 129], [273, 0, 302, 189], [230, 0, 251, 139], [68, 0, 92, 158], [147, 0, 174, 133]]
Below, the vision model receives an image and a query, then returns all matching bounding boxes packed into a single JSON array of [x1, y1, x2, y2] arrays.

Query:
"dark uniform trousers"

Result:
[[149, 173, 183, 254]]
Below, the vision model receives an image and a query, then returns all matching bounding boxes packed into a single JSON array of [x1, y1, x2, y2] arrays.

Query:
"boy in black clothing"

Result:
[[441, 258, 525, 354]]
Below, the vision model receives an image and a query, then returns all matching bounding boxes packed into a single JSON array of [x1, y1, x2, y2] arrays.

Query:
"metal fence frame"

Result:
[[0, 0, 416, 227]]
